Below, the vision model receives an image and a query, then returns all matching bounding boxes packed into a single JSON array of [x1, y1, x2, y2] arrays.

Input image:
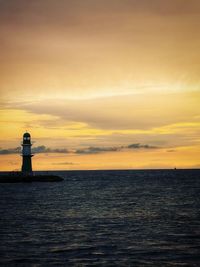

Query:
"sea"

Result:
[[0, 169, 200, 266]]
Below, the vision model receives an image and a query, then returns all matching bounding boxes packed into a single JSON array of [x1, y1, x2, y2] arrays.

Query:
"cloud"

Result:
[[0, 146, 69, 155], [52, 162, 78, 165], [0, 147, 21, 155], [128, 143, 158, 149], [1, 1, 200, 26], [75, 146, 120, 154], [75, 143, 158, 154], [1, 0, 200, 102], [0, 142, 158, 155], [32, 146, 69, 154], [6, 91, 200, 131]]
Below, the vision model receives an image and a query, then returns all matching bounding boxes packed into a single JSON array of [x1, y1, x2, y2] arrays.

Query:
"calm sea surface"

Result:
[[0, 169, 200, 266]]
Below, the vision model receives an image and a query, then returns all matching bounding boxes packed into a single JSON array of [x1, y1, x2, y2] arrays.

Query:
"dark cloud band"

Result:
[[0, 143, 158, 155], [0, 146, 68, 155]]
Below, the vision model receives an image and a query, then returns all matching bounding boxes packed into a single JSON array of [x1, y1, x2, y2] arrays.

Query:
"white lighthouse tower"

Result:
[[21, 132, 33, 175]]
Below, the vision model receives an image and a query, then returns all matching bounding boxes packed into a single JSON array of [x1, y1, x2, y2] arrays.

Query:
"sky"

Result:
[[0, 0, 200, 170]]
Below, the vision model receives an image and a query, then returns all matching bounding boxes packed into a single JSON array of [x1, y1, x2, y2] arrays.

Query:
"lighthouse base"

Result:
[[22, 155, 33, 174]]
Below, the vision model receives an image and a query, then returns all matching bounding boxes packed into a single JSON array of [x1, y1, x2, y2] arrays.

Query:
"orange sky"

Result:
[[0, 0, 200, 170]]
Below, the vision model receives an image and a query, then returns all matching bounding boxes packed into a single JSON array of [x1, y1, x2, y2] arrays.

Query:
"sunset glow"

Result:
[[0, 0, 200, 170]]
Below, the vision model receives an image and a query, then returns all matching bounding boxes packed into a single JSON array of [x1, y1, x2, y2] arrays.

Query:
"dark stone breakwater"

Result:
[[0, 174, 63, 183]]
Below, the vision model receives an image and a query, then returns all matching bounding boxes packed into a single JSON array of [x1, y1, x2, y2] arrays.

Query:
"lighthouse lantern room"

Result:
[[21, 132, 33, 175]]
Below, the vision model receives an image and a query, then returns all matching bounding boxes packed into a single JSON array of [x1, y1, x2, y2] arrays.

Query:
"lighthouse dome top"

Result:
[[22, 132, 31, 144], [23, 132, 31, 138]]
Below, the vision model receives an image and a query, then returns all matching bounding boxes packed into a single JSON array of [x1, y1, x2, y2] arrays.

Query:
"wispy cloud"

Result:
[[52, 162, 78, 165], [5, 91, 200, 132], [167, 149, 176, 153]]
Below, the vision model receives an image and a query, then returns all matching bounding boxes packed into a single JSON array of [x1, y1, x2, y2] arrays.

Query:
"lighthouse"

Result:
[[21, 132, 33, 175]]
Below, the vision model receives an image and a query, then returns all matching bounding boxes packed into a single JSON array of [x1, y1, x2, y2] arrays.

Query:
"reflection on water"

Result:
[[0, 169, 200, 266]]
